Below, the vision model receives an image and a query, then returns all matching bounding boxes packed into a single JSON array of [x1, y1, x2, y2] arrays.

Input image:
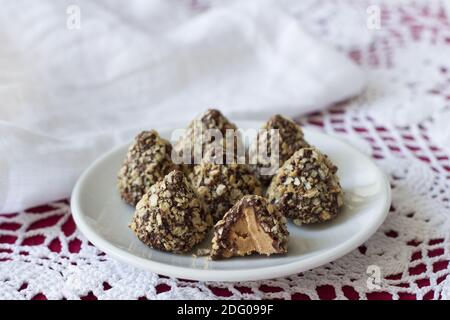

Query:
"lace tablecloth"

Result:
[[1, 0, 450, 300]]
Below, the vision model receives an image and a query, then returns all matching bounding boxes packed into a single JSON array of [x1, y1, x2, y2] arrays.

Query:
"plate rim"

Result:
[[71, 123, 391, 282]]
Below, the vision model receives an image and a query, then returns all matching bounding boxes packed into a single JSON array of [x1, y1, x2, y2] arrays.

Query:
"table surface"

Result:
[[1, 0, 450, 300]]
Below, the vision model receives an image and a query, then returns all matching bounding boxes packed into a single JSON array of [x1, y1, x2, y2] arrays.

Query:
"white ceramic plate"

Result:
[[71, 120, 391, 282]]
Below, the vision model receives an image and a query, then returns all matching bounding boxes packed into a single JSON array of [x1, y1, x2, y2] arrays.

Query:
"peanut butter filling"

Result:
[[225, 207, 277, 258]]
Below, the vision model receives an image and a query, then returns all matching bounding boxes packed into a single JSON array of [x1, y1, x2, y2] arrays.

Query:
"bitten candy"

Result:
[[117, 130, 177, 206], [267, 147, 344, 225], [249, 114, 309, 185], [130, 170, 212, 253], [189, 150, 262, 223], [210, 195, 289, 260]]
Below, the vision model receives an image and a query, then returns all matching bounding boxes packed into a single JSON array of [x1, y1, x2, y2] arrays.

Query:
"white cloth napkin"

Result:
[[0, 0, 366, 213]]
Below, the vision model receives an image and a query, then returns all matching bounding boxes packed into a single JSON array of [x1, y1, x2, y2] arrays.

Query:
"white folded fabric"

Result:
[[0, 0, 366, 213]]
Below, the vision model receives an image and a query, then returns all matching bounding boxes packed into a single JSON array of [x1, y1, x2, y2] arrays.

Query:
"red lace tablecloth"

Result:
[[1, 0, 450, 300]]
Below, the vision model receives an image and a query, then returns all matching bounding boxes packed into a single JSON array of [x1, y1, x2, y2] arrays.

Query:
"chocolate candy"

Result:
[[118, 130, 177, 206], [211, 195, 288, 260], [130, 170, 212, 253], [249, 115, 309, 185], [267, 147, 344, 225]]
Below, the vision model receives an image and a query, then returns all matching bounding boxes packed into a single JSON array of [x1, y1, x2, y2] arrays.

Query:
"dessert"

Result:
[[174, 109, 242, 169], [118, 130, 177, 206], [211, 195, 289, 260], [267, 147, 344, 225], [130, 170, 212, 253], [249, 115, 309, 185], [189, 149, 262, 223], [120, 109, 345, 259]]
